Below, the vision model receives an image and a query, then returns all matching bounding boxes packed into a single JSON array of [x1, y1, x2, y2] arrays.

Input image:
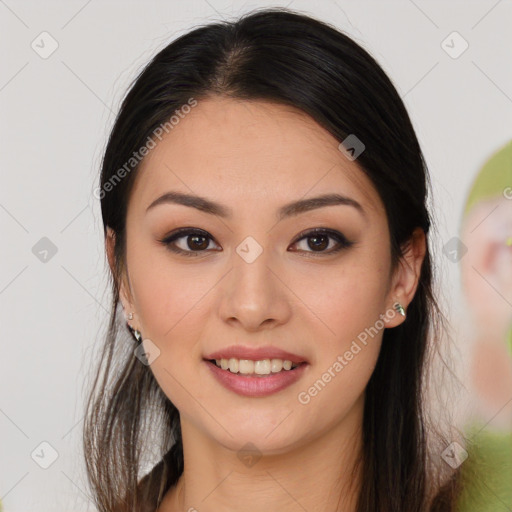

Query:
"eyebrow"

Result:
[[146, 191, 365, 220]]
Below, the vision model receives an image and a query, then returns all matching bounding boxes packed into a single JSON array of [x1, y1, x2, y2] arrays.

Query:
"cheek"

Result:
[[291, 252, 391, 343], [129, 252, 217, 409], [289, 255, 389, 416], [293, 296, 384, 431], [131, 247, 206, 334]]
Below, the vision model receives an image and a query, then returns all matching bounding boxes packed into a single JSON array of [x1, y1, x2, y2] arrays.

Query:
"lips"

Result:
[[204, 357, 309, 397], [203, 345, 308, 365]]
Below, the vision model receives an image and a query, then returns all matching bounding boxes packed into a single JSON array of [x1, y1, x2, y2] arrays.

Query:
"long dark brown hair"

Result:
[[84, 7, 463, 511]]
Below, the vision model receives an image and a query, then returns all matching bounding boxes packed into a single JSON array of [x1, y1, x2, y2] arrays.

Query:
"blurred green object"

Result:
[[460, 142, 512, 510], [464, 139, 512, 216], [456, 422, 512, 511]]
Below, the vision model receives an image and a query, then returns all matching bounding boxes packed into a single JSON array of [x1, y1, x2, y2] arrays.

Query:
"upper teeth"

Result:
[[214, 358, 298, 374]]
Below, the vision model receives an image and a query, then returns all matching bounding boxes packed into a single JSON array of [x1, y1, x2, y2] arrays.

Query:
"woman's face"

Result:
[[111, 97, 407, 453]]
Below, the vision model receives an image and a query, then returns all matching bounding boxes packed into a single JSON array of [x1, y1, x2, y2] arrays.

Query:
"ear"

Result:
[[384, 227, 427, 328], [106, 227, 133, 316]]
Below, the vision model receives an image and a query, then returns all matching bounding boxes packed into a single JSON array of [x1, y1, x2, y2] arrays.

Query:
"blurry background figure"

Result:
[[456, 140, 512, 511]]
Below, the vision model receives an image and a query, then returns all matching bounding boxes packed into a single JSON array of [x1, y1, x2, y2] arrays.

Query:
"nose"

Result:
[[218, 246, 292, 332]]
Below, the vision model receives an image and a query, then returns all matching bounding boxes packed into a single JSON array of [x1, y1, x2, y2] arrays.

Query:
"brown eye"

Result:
[[290, 228, 354, 255], [159, 228, 220, 257], [185, 234, 209, 251], [305, 233, 329, 251]]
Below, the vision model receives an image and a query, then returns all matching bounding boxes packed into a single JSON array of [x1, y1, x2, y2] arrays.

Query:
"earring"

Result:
[[133, 328, 142, 342], [128, 312, 133, 320], [127, 322, 142, 342], [394, 302, 406, 317]]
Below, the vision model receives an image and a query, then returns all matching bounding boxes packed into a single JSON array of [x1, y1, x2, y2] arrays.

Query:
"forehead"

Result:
[[131, 97, 383, 217]]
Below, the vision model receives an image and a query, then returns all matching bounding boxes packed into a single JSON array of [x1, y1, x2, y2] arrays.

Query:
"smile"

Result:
[[204, 358, 309, 397]]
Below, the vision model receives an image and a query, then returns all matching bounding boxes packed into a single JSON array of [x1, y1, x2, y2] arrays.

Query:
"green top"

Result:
[[456, 422, 512, 511]]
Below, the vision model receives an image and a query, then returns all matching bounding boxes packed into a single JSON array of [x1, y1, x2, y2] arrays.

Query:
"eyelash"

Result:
[[158, 227, 354, 258]]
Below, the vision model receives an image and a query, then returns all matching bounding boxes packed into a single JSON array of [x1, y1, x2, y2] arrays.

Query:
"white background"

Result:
[[1, 1, 511, 510]]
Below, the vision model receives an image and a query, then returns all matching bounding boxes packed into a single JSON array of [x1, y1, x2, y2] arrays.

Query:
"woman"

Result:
[[84, 8, 462, 511]]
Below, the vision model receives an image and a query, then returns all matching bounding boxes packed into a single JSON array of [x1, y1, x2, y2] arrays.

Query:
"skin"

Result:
[[460, 197, 512, 429], [106, 97, 425, 512]]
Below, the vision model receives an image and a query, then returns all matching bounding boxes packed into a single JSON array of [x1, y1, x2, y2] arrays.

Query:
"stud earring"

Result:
[[394, 302, 406, 317], [128, 312, 133, 320]]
